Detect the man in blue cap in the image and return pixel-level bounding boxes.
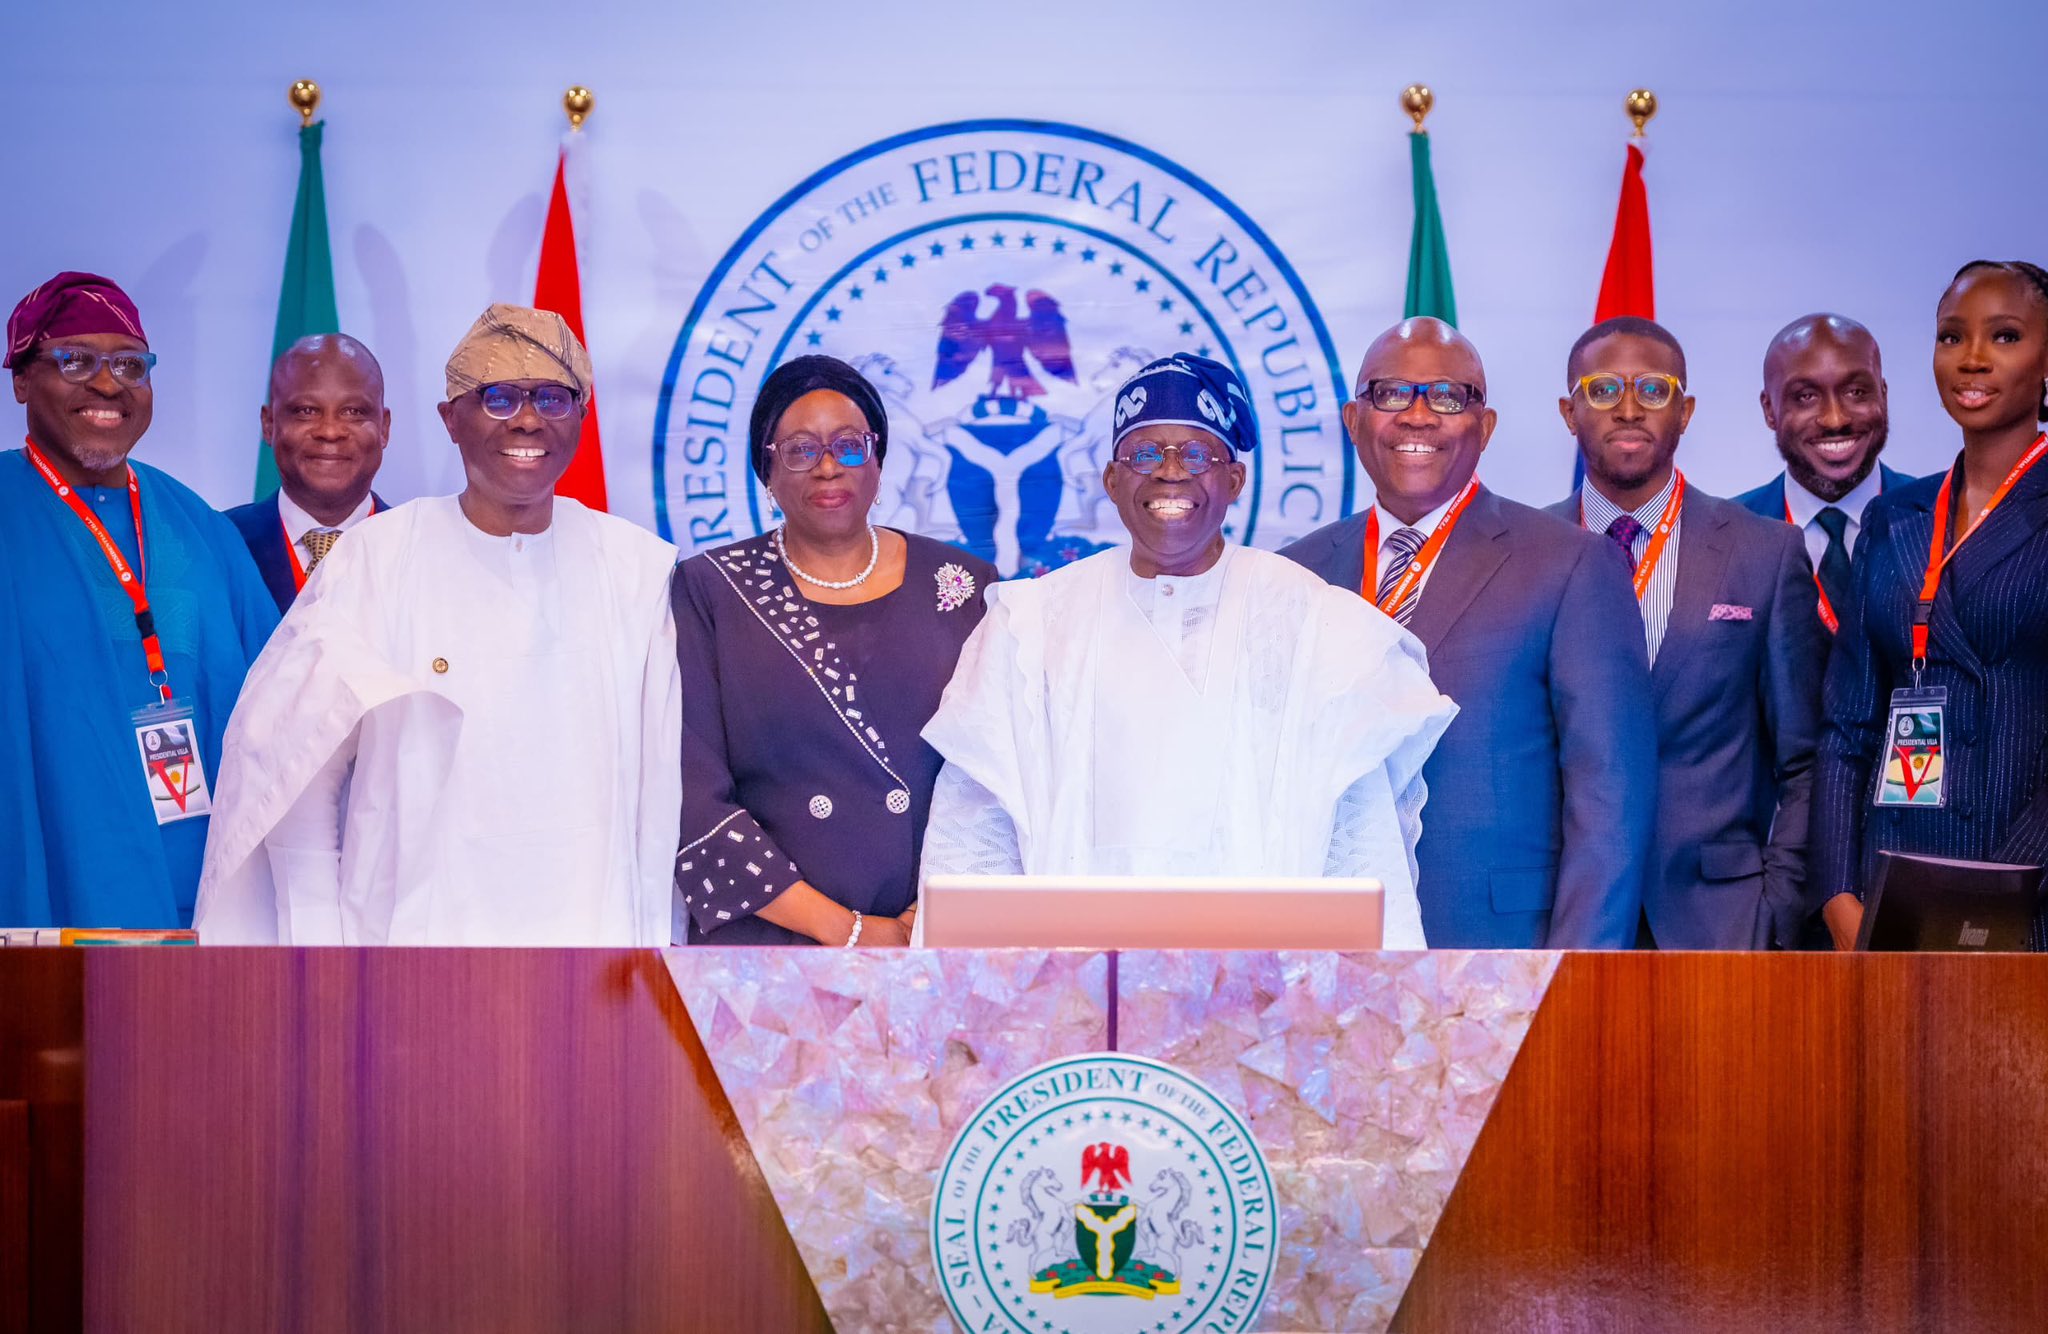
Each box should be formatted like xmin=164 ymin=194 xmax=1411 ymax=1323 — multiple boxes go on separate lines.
xmin=917 ymin=354 xmax=1457 ymax=946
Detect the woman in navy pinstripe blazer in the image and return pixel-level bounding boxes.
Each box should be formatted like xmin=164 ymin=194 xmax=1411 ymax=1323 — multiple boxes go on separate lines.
xmin=1813 ymin=260 xmax=2048 ymax=949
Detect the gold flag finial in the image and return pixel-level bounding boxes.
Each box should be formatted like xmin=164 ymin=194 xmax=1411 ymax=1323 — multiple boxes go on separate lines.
xmin=1625 ymin=88 xmax=1658 ymax=138
xmin=289 ymin=80 xmax=322 ymax=128
xmin=1401 ymin=84 xmax=1434 ymax=132
xmin=564 ymin=86 xmax=594 ymax=131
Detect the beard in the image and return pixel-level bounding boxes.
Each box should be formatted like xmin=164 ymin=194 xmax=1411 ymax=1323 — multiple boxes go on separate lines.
xmin=1778 ymin=421 xmax=1889 ymax=503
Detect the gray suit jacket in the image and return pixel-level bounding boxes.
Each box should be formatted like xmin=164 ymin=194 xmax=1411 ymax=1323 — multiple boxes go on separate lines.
xmin=1281 ymin=487 xmax=1656 ymax=948
xmin=1546 ymin=485 xmax=1827 ymax=947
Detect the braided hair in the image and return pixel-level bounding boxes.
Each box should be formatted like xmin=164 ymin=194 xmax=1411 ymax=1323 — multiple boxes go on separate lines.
xmin=1951 ymin=259 xmax=2048 ymax=422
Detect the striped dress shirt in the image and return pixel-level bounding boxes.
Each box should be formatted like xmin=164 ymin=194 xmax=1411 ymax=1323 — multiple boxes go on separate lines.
xmin=1579 ymin=470 xmax=1683 ymax=665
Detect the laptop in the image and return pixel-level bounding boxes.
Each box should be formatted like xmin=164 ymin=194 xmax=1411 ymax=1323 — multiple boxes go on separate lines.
xmin=917 ymin=875 xmax=1383 ymax=950
xmin=1854 ymin=851 xmax=2045 ymax=952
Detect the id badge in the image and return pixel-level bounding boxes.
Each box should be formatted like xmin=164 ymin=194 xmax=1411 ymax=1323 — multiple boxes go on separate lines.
xmin=1875 ymin=687 xmax=1947 ymax=808
xmin=131 ymin=699 xmax=212 ymax=824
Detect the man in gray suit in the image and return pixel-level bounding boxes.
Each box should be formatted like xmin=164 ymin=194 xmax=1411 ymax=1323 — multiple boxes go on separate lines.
xmin=1281 ymin=317 xmax=1655 ymax=948
xmin=1548 ymin=316 xmax=1828 ymax=949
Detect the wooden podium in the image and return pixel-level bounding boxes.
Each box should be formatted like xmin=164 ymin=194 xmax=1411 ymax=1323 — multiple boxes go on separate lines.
xmin=4 ymin=949 xmax=2047 ymax=1333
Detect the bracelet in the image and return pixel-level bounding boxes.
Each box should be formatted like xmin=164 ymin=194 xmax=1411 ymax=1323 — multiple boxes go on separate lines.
xmin=844 ymin=910 xmax=864 ymax=948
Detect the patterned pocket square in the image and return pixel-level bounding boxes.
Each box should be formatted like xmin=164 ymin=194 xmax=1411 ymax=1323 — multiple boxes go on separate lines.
xmin=1709 ymin=603 xmax=1754 ymax=622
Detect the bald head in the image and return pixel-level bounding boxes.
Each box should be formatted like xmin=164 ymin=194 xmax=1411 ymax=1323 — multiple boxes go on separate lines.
xmin=1759 ymin=313 xmax=1889 ymax=502
xmin=1763 ymin=313 xmax=1880 ymax=386
xmin=260 ymin=332 xmax=390 ymax=526
xmin=269 ymin=333 xmax=384 ymax=406
xmin=1357 ymin=316 xmax=1487 ymax=396
xmin=1344 ymin=317 xmax=1496 ymax=524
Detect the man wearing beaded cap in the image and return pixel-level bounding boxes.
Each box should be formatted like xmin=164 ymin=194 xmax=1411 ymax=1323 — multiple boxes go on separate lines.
xmin=195 ymin=304 xmax=682 ymax=945
xmin=917 ymin=354 xmax=1456 ymax=947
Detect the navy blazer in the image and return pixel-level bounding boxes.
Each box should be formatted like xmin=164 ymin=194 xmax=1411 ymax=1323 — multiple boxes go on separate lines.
xmin=1811 ymin=452 xmax=2048 ymax=947
xmin=1732 ymin=463 xmax=1919 ymax=528
xmin=224 ymin=491 xmax=385 ymax=615
xmin=1281 ymin=487 xmax=1657 ymax=948
xmin=1547 ymin=486 xmax=1828 ymax=948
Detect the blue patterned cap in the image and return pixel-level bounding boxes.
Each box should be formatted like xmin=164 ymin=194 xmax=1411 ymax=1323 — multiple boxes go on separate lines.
xmin=1109 ymin=353 xmax=1257 ymax=456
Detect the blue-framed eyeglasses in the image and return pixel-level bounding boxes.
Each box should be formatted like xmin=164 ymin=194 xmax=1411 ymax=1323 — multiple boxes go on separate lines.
xmin=43 ymin=346 xmax=157 ymax=389
xmin=768 ymin=430 xmax=877 ymax=472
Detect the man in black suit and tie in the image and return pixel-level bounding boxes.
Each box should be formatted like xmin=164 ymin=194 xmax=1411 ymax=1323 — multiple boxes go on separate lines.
xmin=1282 ymin=317 xmax=1655 ymax=948
xmin=1734 ymin=314 xmax=1917 ymax=633
xmin=1549 ymin=316 xmax=1829 ymax=948
xmin=225 ymin=334 xmax=389 ymax=614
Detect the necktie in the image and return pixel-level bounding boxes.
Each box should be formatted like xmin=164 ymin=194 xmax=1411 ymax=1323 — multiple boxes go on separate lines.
xmin=1605 ymin=514 xmax=1646 ymax=575
xmin=1376 ymin=526 xmax=1427 ymax=626
xmin=302 ymin=527 xmax=342 ymax=572
xmin=1813 ymin=506 xmax=1853 ymax=619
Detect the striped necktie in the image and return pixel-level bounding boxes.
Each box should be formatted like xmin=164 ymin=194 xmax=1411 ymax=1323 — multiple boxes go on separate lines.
xmin=1376 ymin=526 xmax=1427 ymax=626
xmin=302 ymin=527 xmax=342 ymax=571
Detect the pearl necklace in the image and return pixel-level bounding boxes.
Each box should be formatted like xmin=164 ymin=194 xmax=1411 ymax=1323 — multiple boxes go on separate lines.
xmin=776 ymin=523 xmax=879 ymax=590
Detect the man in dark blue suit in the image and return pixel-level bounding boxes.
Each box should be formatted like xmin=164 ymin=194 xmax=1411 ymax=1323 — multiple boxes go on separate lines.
xmin=1734 ymin=314 xmax=1917 ymax=632
xmin=1282 ymin=317 xmax=1655 ymax=948
xmin=1549 ymin=317 xmax=1828 ymax=948
xmin=225 ymin=334 xmax=389 ymax=614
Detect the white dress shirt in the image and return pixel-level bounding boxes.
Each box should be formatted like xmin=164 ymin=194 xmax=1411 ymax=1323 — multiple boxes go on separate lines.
xmin=275 ymin=487 xmax=376 ymax=568
xmin=1784 ymin=467 xmax=1885 ymax=569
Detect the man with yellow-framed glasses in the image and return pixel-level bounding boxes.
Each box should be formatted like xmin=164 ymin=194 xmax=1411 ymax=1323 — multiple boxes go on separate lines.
xmin=1549 ymin=315 xmax=1827 ymax=951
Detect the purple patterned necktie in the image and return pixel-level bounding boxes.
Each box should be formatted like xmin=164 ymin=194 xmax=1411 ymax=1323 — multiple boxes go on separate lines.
xmin=1605 ymin=514 xmax=1645 ymax=575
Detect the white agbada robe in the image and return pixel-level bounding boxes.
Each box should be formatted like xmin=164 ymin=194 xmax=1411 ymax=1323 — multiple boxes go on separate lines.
xmin=916 ymin=544 xmax=1456 ymax=947
xmin=194 ymin=495 xmax=682 ymax=945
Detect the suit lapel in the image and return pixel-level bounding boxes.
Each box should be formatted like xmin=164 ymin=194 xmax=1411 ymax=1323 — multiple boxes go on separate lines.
xmin=1653 ymin=490 xmax=1730 ymax=698
xmin=1950 ymin=464 xmax=2048 ymax=598
xmin=1407 ymin=487 xmax=1511 ymax=658
xmin=253 ymin=493 xmax=297 ymax=611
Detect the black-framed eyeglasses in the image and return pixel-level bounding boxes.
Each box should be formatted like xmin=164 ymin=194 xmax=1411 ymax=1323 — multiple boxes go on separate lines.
xmin=43 ymin=346 xmax=157 ymax=389
xmin=1358 ymin=378 xmax=1484 ymax=415
xmin=1116 ymin=439 xmax=1232 ymax=476
xmin=1573 ymin=372 xmax=1685 ymax=412
xmin=768 ymin=430 xmax=877 ymax=472
xmin=478 ymin=382 xmax=579 ymax=420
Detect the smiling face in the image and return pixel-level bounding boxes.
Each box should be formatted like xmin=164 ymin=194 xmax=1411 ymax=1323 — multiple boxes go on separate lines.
xmin=1933 ymin=267 xmax=2048 ymax=438
xmin=1103 ymin=422 xmax=1245 ymax=576
xmin=1761 ymin=319 xmax=1890 ymax=502
xmin=763 ymin=389 xmax=884 ymax=547
xmin=11 ymin=331 xmax=153 ymax=483
xmin=437 ymin=379 xmax=582 ymax=518
xmin=1345 ymin=318 xmax=1496 ymax=524
xmin=262 ymin=338 xmax=389 ymax=521
xmin=1560 ymin=331 xmax=1696 ymax=508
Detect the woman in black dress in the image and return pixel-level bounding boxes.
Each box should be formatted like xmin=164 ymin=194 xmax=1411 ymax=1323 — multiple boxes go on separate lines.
xmin=1812 ymin=260 xmax=2048 ymax=948
xmin=673 ymin=356 xmax=997 ymax=944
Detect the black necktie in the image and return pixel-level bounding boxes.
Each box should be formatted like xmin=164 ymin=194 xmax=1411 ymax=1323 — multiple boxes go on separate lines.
xmin=1814 ymin=506 xmax=1853 ymax=618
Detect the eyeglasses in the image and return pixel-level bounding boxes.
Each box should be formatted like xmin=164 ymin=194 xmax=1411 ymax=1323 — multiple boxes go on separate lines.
xmin=1358 ymin=379 xmax=1484 ymax=415
xmin=1573 ymin=373 xmax=1685 ymax=411
xmin=478 ymin=382 xmax=579 ymax=420
xmin=43 ymin=347 xmax=157 ymax=389
xmin=1115 ymin=439 xmax=1231 ymax=476
xmin=768 ymin=430 xmax=877 ymax=472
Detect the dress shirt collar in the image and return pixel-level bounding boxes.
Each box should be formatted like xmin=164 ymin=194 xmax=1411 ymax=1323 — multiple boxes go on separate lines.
xmin=277 ymin=486 xmax=375 ymax=548
xmin=1370 ymin=489 xmax=1461 ymax=551
xmin=1785 ymin=465 xmax=1884 ymax=530
xmin=1580 ymin=467 xmax=1680 ymax=536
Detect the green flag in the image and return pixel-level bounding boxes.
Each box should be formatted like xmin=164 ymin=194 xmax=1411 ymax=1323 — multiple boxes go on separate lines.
xmin=1402 ymin=131 xmax=1457 ymax=326
xmin=255 ymin=121 xmax=340 ymax=499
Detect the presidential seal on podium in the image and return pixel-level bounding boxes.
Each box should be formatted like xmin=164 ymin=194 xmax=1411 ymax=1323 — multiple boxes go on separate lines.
xmin=932 ymin=1053 xmax=1277 ymax=1333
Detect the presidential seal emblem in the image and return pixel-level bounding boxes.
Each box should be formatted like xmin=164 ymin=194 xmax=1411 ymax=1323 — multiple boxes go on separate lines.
xmin=932 ymin=1053 xmax=1277 ymax=1334
xmin=656 ymin=119 xmax=1351 ymax=575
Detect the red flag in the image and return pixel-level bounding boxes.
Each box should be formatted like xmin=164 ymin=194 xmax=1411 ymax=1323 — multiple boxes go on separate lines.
xmin=534 ymin=138 xmax=608 ymax=510
xmin=1594 ymin=141 xmax=1654 ymax=320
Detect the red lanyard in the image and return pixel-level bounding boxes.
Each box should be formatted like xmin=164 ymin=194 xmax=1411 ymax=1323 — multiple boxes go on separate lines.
xmin=1913 ymin=433 xmax=2048 ymax=670
xmin=1582 ymin=471 xmax=1686 ymax=601
xmin=1361 ymin=479 xmax=1480 ymax=612
xmin=1785 ymin=495 xmax=1842 ymax=634
xmin=25 ymin=437 xmax=171 ymax=703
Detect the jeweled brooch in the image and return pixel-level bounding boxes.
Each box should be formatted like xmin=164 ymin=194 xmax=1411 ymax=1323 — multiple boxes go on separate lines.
xmin=935 ymin=562 xmax=976 ymax=612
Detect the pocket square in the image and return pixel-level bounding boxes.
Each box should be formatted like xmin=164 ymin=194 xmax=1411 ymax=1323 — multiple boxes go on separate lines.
xmin=1709 ymin=603 xmax=1754 ymax=622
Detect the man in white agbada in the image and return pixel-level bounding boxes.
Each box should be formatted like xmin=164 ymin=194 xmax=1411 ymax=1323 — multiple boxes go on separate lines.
xmin=916 ymin=354 xmax=1456 ymax=947
xmin=194 ymin=306 xmax=680 ymax=944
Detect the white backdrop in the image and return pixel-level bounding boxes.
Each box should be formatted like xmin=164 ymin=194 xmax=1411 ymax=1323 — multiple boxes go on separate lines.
xmin=6 ymin=0 xmax=2044 ymax=544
